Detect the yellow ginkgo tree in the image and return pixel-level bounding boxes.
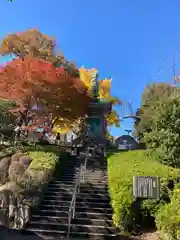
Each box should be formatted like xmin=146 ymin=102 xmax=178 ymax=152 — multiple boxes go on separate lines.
xmin=52 ymin=67 xmax=121 ymax=135
xmin=79 ymin=67 xmax=121 ymax=128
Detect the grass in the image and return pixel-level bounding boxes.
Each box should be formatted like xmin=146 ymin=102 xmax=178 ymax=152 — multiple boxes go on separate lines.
xmin=108 ymin=150 xmax=180 ymax=179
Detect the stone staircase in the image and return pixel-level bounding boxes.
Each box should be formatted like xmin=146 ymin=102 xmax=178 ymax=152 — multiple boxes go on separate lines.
xmin=25 ymin=155 xmax=119 ymax=239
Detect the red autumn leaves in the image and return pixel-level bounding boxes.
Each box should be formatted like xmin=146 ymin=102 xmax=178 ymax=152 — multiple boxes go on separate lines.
xmin=0 ymin=57 xmax=91 ymax=119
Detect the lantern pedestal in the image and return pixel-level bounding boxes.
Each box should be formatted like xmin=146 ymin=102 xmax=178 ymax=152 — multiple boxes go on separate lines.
xmin=86 ymin=101 xmax=112 ymax=143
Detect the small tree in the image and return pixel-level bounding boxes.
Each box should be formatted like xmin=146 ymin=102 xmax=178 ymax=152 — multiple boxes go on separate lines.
xmin=144 ymin=89 xmax=180 ymax=168
xmin=133 ymin=83 xmax=175 ymax=142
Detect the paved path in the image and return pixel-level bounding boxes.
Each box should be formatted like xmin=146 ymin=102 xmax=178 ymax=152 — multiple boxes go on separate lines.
xmin=0 ymin=227 xmax=61 ymax=240
xmin=1 ymin=227 xmax=159 ymax=240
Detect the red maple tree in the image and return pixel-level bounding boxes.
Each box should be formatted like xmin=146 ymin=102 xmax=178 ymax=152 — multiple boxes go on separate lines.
xmin=0 ymin=57 xmax=91 ymax=123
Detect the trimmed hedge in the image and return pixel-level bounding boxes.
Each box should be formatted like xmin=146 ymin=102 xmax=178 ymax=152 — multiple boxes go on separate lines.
xmin=155 ymin=184 xmax=180 ymax=240
xmin=0 ymin=145 xmax=67 ymax=208
xmin=16 ymin=150 xmax=59 ymax=207
xmin=108 ymin=150 xmax=180 ymax=234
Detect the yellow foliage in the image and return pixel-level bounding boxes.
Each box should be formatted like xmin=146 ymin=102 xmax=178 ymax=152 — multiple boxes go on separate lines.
xmin=52 ymin=117 xmax=72 ymax=134
xmin=107 ymin=110 xmax=120 ymax=127
xmin=79 ymin=67 xmax=120 ymax=128
xmin=79 ymin=67 xmax=96 ymax=89
xmin=79 ymin=67 xmax=112 ymax=100
xmin=52 ymin=125 xmax=69 ymax=134
xmin=52 ymin=67 xmax=121 ymax=134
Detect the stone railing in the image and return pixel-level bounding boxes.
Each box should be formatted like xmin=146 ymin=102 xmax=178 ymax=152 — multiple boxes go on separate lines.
xmin=0 ymin=190 xmax=30 ymax=229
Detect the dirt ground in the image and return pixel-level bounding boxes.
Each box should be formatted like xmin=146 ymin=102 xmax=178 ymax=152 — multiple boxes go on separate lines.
xmin=131 ymin=231 xmax=160 ymax=240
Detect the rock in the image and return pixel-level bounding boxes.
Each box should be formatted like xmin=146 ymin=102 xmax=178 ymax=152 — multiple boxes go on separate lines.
xmin=0 ymin=157 xmax=11 ymax=184
xmin=0 ymin=157 xmax=11 ymax=169
xmin=11 ymin=153 xmax=24 ymax=164
xmin=13 ymin=204 xmax=30 ymax=229
xmin=0 ymin=208 xmax=9 ymax=226
xmin=0 ymin=182 xmax=18 ymax=192
xmin=19 ymin=156 xmax=32 ymax=167
xmin=8 ymin=162 xmax=28 ymax=184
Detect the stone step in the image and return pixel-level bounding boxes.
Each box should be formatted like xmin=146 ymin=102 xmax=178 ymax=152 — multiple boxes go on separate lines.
xmin=79 ymin=183 xmax=108 ymax=189
xmin=50 ymin=180 xmax=76 ymax=184
xmin=82 ymin=181 xmax=107 ymax=185
xmin=37 ymin=210 xmax=113 ymax=219
xmin=39 ymin=205 xmax=112 ymax=214
xmin=46 ymin=187 xmax=73 ymax=193
xmin=61 ymin=172 xmax=79 ymax=176
xmin=50 ymin=181 xmax=108 ymax=187
xmin=32 ymin=213 xmax=113 ymax=221
xmin=83 ymin=175 xmax=107 ymax=178
xmin=61 ymin=176 xmax=108 ymax=180
xmin=27 ymin=221 xmax=118 ymax=235
xmin=25 ymin=228 xmax=67 ymax=239
xmin=84 ymin=173 xmax=107 ymax=176
xmin=83 ymin=179 xmax=107 ymax=182
xmin=31 ymin=215 xmax=114 ymax=227
xmin=85 ymin=167 xmax=107 ymax=169
xmin=83 ymin=175 xmax=108 ymax=178
xmin=62 ymin=164 xmax=80 ymax=167
xmin=56 ymin=177 xmax=77 ymax=181
xmin=49 ymin=181 xmax=74 ymax=185
xmin=61 ymin=168 xmax=80 ymax=172
xmin=42 ymin=199 xmax=111 ymax=208
xmin=60 ymin=173 xmax=79 ymax=176
xmin=45 ymin=191 xmax=109 ymax=198
xmin=85 ymin=166 xmax=107 ymax=169
xmin=43 ymin=194 xmax=110 ymax=203
xmin=47 ymin=186 xmax=108 ymax=194
xmin=47 ymin=187 xmax=108 ymax=193
xmin=25 ymin=228 xmax=118 ymax=239
xmin=83 ymin=170 xmax=107 ymax=173
xmin=56 ymin=176 xmax=107 ymax=180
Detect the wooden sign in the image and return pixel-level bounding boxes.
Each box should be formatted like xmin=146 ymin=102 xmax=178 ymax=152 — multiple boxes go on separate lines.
xmin=133 ymin=176 xmax=160 ymax=200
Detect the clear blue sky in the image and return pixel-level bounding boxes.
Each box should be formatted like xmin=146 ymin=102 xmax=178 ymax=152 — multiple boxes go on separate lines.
xmin=1 ymin=0 xmax=180 ymax=136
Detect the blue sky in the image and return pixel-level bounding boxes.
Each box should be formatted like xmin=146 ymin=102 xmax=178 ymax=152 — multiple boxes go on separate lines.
xmin=1 ymin=0 xmax=180 ymax=136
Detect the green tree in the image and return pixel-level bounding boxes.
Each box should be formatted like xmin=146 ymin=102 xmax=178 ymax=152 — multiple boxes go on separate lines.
xmin=144 ymin=89 xmax=180 ymax=167
xmin=133 ymin=83 xmax=175 ymax=142
xmin=0 ymin=99 xmax=17 ymax=138
xmin=0 ymin=28 xmax=78 ymax=76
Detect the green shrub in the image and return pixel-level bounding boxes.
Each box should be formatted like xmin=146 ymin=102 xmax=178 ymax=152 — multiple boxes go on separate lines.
xmin=155 ymin=185 xmax=180 ymax=240
xmin=0 ymin=147 xmax=61 ymax=208
xmin=0 ymin=146 xmax=70 ymax=211
xmin=16 ymin=150 xmax=59 ymax=207
xmin=27 ymin=151 xmax=57 ymax=170
xmin=108 ymin=150 xmax=180 ymax=233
